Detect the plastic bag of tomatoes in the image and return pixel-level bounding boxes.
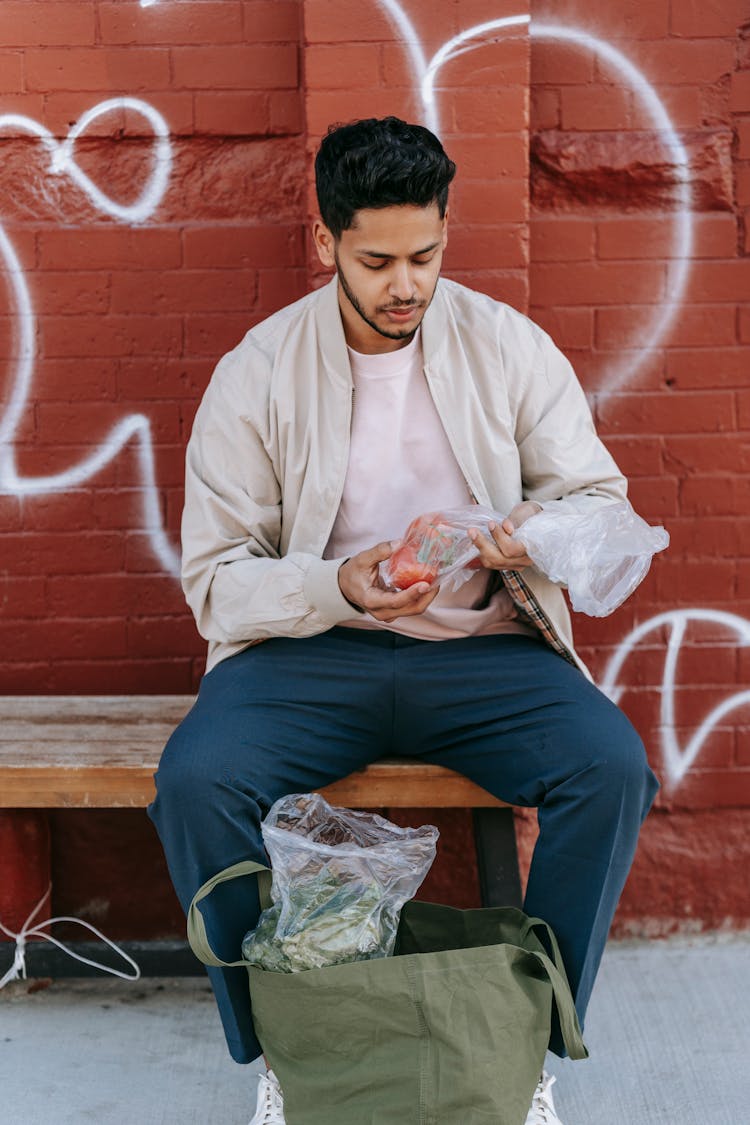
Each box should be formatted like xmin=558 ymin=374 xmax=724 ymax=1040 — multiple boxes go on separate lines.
xmin=378 ymin=507 xmax=501 ymax=593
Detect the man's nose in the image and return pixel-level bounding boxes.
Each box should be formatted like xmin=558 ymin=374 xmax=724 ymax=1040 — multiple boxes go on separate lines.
xmin=388 ymin=263 xmax=415 ymax=302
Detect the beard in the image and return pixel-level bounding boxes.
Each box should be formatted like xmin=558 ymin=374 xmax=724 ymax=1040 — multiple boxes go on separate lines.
xmin=334 ymin=250 xmax=433 ymax=342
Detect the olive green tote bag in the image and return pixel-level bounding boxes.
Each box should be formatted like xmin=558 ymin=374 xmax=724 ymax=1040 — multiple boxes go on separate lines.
xmin=188 ymin=860 xmax=587 ymax=1125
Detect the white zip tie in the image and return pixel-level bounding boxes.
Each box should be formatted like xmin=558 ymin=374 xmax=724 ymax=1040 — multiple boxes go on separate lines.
xmin=0 ymin=884 xmax=141 ymax=989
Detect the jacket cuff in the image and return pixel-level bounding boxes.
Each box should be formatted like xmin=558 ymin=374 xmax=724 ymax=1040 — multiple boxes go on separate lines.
xmin=303 ymin=556 xmax=361 ymax=623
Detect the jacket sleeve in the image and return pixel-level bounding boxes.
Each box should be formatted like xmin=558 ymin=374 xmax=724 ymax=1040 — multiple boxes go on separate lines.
xmin=180 ymin=349 xmax=354 ymax=645
xmin=514 ymin=327 xmax=627 ymax=516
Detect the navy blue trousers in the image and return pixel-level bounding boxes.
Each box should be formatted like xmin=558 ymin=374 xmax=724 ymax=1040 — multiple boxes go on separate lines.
xmin=148 ymin=628 xmax=658 ymax=1064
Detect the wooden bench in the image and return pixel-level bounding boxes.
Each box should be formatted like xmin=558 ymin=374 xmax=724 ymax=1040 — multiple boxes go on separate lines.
xmin=0 ymin=695 xmax=521 ymax=973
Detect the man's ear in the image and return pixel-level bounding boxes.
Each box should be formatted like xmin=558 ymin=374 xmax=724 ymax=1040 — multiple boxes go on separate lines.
xmin=312 ymin=219 xmax=336 ymax=269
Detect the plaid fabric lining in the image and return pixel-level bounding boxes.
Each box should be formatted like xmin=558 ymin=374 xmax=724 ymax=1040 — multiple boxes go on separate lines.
xmin=501 ymin=570 xmax=578 ymax=667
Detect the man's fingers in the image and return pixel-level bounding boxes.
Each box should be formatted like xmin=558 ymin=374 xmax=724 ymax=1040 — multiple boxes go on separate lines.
xmin=365 ymin=580 xmax=434 ymax=613
xmin=370 ymin=582 xmax=440 ymax=621
xmin=359 ymin=539 xmax=401 ymax=567
xmin=469 ymin=525 xmax=532 ymax=569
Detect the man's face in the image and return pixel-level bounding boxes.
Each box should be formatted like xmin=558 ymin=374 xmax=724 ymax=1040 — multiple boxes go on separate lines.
xmin=313 ymin=203 xmax=448 ymax=353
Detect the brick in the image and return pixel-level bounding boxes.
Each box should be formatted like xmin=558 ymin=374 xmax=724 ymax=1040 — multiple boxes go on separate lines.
xmin=42 ymin=658 xmax=195 ymax=694
xmin=601 ymin=435 xmax=663 ymax=476
xmin=269 ymin=90 xmax=303 ymax=134
xmin=664 ymin=434 xmax=750 ymax=474
xmin=33 ymin=272 xmax=110 ymax=316
xmin=182 ymin=224 xmax=303 ymax=268
xmin=597 ymin=391 xmax=735 ymax=434
xmin=116 ymin=358 xmax=209 ymax=401
xmin=655 ymin=559 xmax=736 ymax=603
xmin=735 ymin=163 xmax=750 ymax=206
xmin=665 ymin=517 xmax=739 ymax=558
xmin=438 ymin=269 xmax=528 ymax=312
xmin=0 ymin=496 xmax=22 ymax=532
xmin=596 ymin=305 xmax=738 ymax=349
xmin=38 ymin=229 xmax=181 ymax=270
xmin=434 ymin=134 xmax=528 ymax=181
xmin=738 ymin=390 xmax=750 ymax=430
xmin=0 ymin=575 xmax=46 ymax=615
xmin=304 ymin=0 xmax=393 ymax=42
xmin=738 ymin=119 xmax=750 ymax=162
xmin=35 ymin=402 xmax=181 ymax=445
xmin=560 ymin=85 xmax=633 ymax=131
xmin=4 ymin=617 xmax=129 ymax=662
xmin=626 ymin=476 xmax=679 ymax=517
xmin=673 ymin=260 xmax=750 ymax=303
xmin=530 ymin=217 xmax=595 ymax=262
xmin=0 ymin=2 xmax=95 ymax=45
xmin=737 ymin=561 xmax=750 ymax=599
xmin=305 ymin=90 xmax=422 ymax=137
xmin=32 ymin=358 xmax=116 ymax=402
xmin=194 ymin=92 xmax=269 ymax=135
xmin=184 ymin=313 xmax=253 ymax=357
xmin=0 ymin=812 xmax=50 ymax=933
xmin=527 ymin=306 xmax=593 ymax=349
xmin=115 ymin=445 xmax=187 ymax=489
xmin=531 ymin=261 xmax=665 ymax=306
xmin=666 ymin=770 xmax=750 ymax=811
xmin=306 ymin=44 xmax=381 ymax=89
xmin=446 ymin=225 xmax=526 ymax=270
xmin=653 ymin=85 xmax=704 ymax=129
xmin=680 ymin=476 xmax=749 ymax=516
xmin=381 ymin=36 xmax=529 ymax=89
xmin=0 ymin=94 xmax=44 ymax=124
xmin=99 ymin=2 xmax=243 ymax=45
xmin=127 ymin=616 xmax=203 ymax=657
xmin=0 ymin=52 xmax=24 ymax=93
xmin=25 ymin=49 xmax=170 ymax=93
xmin=256 ymin=267 xmax=307 ymax=314
xmin=671 ymin=0 xmax=750 ymax=37
xmin=530 ymin=87 xmax=559 ymax=131
xmin=46 ymin=573 xmax=184 ymax=617
xmin=597 ymin=215 xmax=738 ymax=261
xmin=110 ymin=268 xmax=257 ymax=315
xmin=450 ymin=178 xmax=528 ymax=224
xmin=171 ymin=45 xmax=298 ymax=90
xmin=448 ymin=87 xmax=528 ymax=134
xmin=531 ymin=40 xmax=595 ymax=85
xmin=42 ymin=91 xmax=194 ymax=137
xmin=243 ymin=1 xmax=300 ymax=41
xmin=0 ymin=532 xmax=124 ymax=574
xmin=739 ymin=307 xmax=750 ymax=344
xmin=531 ymin=0 xmax=669 ymax=38
xmin=730 ymin=71 xmax=750 ymax=113
xmin=631 ymin=40 xmax=735 ymax=85
xmin=21 ymin=491 xmax=94 ymax=532
xmin=39 ymin=316 xmax=182 ymax=360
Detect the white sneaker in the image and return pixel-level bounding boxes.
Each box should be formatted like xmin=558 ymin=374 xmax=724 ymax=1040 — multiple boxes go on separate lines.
xmin=524 ymin=1071 xmax=563 ymax=1125
xmin=248 ymin=1067 xmax=286 ymax=1125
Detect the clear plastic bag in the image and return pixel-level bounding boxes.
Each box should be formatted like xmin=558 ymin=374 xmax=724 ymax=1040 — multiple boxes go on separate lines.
xmin=513 ymin=500 xmax=669 ymax=617
xmin=241 ymin=793 xmax=439 ymax=973
xmin=378 ymin=507 xmax=499 ymax=592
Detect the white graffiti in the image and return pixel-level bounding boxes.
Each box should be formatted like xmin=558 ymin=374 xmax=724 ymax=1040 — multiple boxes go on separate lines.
xmin=377 ymin=3 xmax=693 ymax=399
xmin=600 ymin=610 xmax=750 ymax=788
xmin=0 ymin=98 xmax=178 ymax=575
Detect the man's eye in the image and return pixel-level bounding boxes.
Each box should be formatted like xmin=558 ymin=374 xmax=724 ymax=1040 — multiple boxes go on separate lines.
xmin=363 ymin=262 xmax=386 ymax=270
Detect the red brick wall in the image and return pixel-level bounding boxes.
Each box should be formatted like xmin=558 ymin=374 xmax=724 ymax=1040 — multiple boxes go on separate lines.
xmin=1 ymin=0 xmax=749 ymax=942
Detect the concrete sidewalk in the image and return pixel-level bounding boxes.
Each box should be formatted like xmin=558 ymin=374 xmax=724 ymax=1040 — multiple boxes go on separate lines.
xmin=1 ymin=934 xmax=748 ymax=1124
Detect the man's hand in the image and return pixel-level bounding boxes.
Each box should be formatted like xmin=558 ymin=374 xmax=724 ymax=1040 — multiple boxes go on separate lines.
xmin=338 ymin=541 xmax=440 ymax=623
xmin=467 ymin=501 xmax=542 ymax=571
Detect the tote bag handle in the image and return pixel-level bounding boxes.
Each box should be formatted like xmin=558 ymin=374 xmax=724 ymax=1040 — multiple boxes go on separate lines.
xmin=518 ymin=914 xmax=588 ymax=1059
xmin=187 ymin=859 xmax=272 ymax=968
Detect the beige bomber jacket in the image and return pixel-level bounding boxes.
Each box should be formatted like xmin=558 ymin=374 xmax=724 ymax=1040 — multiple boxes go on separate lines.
xmin=182 ymin=274 xmax=627 ymax=677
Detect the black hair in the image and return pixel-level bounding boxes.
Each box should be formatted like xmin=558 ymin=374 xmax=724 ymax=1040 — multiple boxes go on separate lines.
xmin=315 ymin=116 xmax=456 ymax=238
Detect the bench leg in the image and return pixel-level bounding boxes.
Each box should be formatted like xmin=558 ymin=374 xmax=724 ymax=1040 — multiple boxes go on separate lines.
xmin=472 ymin=807 xmax=522 ymax=908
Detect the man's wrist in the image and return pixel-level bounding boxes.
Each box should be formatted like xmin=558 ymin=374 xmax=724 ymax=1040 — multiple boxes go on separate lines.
xmin=338 ymin=560 xmax=365 ymax=614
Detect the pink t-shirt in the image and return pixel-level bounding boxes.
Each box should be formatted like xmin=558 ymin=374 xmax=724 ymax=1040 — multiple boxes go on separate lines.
xmin=323 ymin=328 xmax=533 ymax=641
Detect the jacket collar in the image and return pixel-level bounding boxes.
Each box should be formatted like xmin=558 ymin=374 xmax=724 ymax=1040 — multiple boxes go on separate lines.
xmin=315 ymin=273 xmax=450 ymax=381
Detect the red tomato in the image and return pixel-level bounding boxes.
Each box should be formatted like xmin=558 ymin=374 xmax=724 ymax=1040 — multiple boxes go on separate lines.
xmin=387 ymin=544 xmax=439 ymax=590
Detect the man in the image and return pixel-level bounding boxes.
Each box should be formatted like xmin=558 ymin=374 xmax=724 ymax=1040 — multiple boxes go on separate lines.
xmin=149 ymin=116 xmax=659 ymax=1125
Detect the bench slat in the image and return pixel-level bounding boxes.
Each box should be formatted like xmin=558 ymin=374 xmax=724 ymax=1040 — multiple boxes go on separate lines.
xmin=0 ymin=696 xmax=507 ymax=811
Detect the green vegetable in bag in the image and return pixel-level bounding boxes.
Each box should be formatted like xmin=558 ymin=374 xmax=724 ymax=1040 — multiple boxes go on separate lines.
xmin=241 ymin=793 xmax=439 ymax=973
